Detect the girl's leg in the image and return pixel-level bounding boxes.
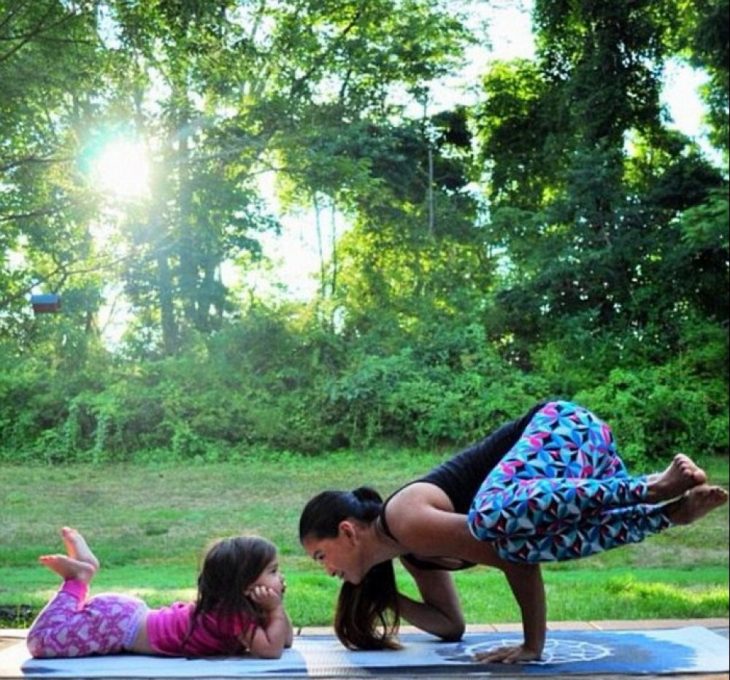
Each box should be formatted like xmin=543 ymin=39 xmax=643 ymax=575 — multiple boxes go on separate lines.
xmin=27 ymin=579 xmax=89 ymax=658
xmin=27 ymin=582 xmax=147 ymax=658
xmin=27 ymin=528 xmax=147 ymax=658
xmin=469 ymin=401 xmax=649 ymax=541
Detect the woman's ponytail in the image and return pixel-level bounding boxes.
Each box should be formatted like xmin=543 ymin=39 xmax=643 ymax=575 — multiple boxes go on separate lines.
xmin=299 ymin=487 xmax=401 ymax=650
xmin=335 ymin=559 xmax=401 ymax=650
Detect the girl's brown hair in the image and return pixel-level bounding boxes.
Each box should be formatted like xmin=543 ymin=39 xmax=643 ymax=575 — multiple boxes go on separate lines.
xmin=299 ymin=487 xmax=401 ymax=650
xmin=186 ymin=535 xmax=277 ymax=653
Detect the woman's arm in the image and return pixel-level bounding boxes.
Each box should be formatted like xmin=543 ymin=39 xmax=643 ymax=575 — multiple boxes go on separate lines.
xmin=474 ymin=562 xmax=545 ymax=663
xmin=387 ymin=483 xmax=547 ymax=661
xmin=397 ymin=560 xmax=465 ymax=641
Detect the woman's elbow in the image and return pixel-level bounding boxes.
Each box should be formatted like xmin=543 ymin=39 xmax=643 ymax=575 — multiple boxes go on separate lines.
xmin=439 ymin=616 xmax=466 ymax=642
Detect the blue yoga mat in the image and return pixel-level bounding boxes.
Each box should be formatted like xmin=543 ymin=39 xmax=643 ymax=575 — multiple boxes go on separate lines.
xmin=1 ymin=626 xmax=727 ymax=677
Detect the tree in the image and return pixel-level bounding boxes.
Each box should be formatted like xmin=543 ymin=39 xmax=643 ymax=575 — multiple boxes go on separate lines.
xmin=681 ymin=0 xmax=729 ymax=156
xmin=472 ymin=0 xmax=728 ymax=370
xmin=0 ymin=1 xmax=107 ymax=346
xmin=95 ymin=0 xmax=474 ymax=355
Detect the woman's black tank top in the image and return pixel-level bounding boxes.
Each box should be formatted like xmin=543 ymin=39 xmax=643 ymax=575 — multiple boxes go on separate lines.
xmin=380 ymin=402 xmax=546 ymax=571
xmin=418 ymin=401 xmax=546 ymax=514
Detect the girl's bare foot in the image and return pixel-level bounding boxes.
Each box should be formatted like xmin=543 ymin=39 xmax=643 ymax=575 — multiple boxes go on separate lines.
xmin=665 ymin=485 xmax=728 ymax=525
xmin=60 ymin=527 xmax=100 ymax=571
xmin=39 ymin=554 xmax=96 ymax=583
xmin=646 ymin=454 xmax=707 ymax=503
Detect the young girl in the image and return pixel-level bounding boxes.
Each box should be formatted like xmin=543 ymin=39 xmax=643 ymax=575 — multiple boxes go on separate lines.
xmin=27 ymin=528 xmax=293 ymax=659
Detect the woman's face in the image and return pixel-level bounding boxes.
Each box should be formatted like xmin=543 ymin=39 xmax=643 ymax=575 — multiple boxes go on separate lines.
xmin=302 ymin=522 xmax=366 ymax=585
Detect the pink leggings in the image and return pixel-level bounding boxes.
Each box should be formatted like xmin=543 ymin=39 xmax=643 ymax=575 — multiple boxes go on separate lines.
xmin=26 ymin=580 xmax=147 ymax=658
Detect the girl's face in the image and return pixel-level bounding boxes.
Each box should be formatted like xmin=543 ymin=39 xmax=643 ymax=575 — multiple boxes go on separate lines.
xmin=251 ymin=557 xmax=286 ymax=596
xmin=302 ymin=522 xmax=365 ymax=585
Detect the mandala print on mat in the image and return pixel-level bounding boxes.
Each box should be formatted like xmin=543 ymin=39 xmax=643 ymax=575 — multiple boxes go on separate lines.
xmin=440 ymin=637 xmax=612 ymax=664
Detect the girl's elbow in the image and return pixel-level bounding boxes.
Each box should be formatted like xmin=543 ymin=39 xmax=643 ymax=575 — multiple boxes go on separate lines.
xmin=248 ymin=636 xmax=286 ymax=659
xmin=251 ymin=645 xmax=285 ymax=660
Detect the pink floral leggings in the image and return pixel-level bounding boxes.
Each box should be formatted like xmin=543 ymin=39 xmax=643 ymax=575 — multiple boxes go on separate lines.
xmin=26 ymin=579 xmax=147 ymax=658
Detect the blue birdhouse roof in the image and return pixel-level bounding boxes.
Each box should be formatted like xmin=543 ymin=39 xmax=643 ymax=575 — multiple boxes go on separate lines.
xmin=31 ymin=294 xmax=61 ymax=304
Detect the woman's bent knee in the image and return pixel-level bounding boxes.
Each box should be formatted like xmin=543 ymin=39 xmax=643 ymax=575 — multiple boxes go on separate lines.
xmin=467 ymin=508 xmax=503 ymax=541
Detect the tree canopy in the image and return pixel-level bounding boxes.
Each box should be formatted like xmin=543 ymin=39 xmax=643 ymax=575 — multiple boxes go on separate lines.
xmin=1 ymin=0 xmax=727 ymax=465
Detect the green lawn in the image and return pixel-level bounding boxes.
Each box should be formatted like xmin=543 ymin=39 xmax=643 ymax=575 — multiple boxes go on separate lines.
xmin=1 ymin=450 xmax=728 ymax=628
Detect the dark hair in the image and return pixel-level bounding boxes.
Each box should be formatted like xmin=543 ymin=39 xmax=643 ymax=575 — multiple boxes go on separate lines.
xmin=299 ymin=487 xmax=401 ymax=650
xmin=186 ymin=536 xmax=277 ymax=653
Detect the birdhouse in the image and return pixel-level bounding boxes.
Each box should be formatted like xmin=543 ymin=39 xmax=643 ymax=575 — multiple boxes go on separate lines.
xmin=31 ymin=293 xmax=62 ymax=313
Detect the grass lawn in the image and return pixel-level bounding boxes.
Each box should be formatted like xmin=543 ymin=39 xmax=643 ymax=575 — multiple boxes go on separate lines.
xmin=1 ymin=450 xmax=728 ymax=628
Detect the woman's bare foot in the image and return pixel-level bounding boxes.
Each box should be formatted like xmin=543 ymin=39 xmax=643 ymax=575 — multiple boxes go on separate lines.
xmin=646 ymin=454 xmax=707 ymax=503
xmin=664 ymin=485 xmax=728 ymax=525
xmin=39 ymin=554 xmax=96 ymax=583
xmin=60 ymin=527 xmax=100 ymax=571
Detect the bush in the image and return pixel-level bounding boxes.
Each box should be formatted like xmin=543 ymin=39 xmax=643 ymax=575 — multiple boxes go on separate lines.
xmin=575 ymin=363 xmax=728 ymax=469
xmin=0 ymin=306 xmax=725 ymax=464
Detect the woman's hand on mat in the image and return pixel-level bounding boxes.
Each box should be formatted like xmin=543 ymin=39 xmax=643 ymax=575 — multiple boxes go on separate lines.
xmin=248 ymin=585 xmax=282 ymax=611
xmin=473 ymin=643 xmax=542 ymax=664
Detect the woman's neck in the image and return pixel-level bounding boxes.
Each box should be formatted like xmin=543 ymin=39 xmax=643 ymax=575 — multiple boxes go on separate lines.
xmin=363 ymin=516 xmax=407 ymax=567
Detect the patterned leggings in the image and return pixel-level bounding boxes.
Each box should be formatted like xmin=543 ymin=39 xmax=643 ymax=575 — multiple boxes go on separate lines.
xmin=26 ymin=579 xmax=147 ymax=658
xmin=467 ymin=401 xmax=673 ymax=563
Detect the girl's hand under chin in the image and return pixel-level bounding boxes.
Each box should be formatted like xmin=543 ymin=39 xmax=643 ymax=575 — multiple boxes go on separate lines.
xmin=247 ymin=585 xmax=282 ymax=612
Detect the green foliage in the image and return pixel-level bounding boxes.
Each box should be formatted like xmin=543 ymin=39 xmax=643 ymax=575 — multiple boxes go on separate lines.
xmin=0 ymin=1 xmax=727 ymax=464
xmin=1 ymin=297 xmax=726 ymax=463
xmin=683 ymin=0 xmax=730 ymax=153
xmin=0 ymin=1 xmax=104 ymax=337
xmin=328 ymin=323 xmax=551 ymax=447
xmin=572 ymin=325 xmax=728 ymax=468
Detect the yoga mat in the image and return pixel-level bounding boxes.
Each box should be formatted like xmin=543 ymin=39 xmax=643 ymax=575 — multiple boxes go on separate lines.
xmin=1 ymin=626 xmax=727 ymax=678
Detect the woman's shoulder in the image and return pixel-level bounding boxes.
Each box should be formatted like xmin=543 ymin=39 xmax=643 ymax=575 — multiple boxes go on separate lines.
xmin=384 ymin=482 xmax=455 ymax=536
xmin=391 ymin=481 xmax=454 ymax=507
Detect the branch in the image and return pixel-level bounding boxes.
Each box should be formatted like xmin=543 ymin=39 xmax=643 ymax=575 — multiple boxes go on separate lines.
xmin=0 ymin=0 xmax=34 ymax=34
xmin=0 ymin=4 xmax=82 ymax=65
xmin=0 ymin=232 xmax=179 ymax=312
xmin=0 ymin=204 xmax=68 ymax=224
xmin=289 ymin=4 xmax=365 ymax=98
xmin=0 ymin=153 xmax=72 ymax=174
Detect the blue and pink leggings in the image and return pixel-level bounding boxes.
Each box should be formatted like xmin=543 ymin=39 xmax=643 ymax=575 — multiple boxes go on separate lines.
xmin=468 ymin=401 xmax=673 ymax=563
xmin=26 ymin=579 xmax=147 ymax=658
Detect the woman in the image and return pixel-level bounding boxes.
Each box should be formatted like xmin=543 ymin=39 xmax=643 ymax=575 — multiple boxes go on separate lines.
xmin=299 ymin=400 xmax=727 ymax=664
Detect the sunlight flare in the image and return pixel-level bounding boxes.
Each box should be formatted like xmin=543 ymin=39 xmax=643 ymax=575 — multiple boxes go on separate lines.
xmin=90 ymin=138 xmax=151 ymax=200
